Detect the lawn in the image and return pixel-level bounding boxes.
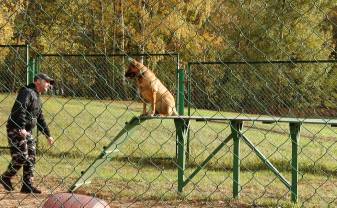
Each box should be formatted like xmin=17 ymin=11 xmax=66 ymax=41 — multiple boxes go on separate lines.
xmin=0 ymin=93 xmax=336 ymax=207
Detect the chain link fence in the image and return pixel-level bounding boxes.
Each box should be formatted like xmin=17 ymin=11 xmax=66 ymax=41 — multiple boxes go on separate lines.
xmin=37 ymin=53 xmax=178 ymax=100
xmin=0 ymin=45 xmax=29 ymax=150
xmin=187 ymin=60 xmax=337 ymax=118
xmin=0 ymin=45 xmax=28 ymax=93
xmin=0 ymin=1 xmax=337 ymax=207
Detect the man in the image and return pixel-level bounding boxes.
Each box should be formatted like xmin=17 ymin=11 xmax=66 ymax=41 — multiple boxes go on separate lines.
xmin=0 ymin=73 xmax=55 ymax=194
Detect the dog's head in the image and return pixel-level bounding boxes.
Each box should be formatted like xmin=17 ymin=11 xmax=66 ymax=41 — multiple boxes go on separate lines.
xmin=125 ymin=58 xmax=146 ymax=78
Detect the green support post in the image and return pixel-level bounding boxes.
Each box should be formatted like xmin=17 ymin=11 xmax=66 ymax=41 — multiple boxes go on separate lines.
xmin=175 ymin=118 xmax=189 ymax=193
xmin=186 ymin=64 xmax=191 ymax=161
xmin=231 ymin=120 xmax=242 ymax=198
xmin=35 ymin=56 xmax=40 ymax=75
xmin=26 ymin=44 xmax=30 ymax=85
xmin=178 ymin=68 xmax=184 ymax=115
xmin=176 ymin=68 xmax=185 ymax=160
xmin=187 ymin=64 xmax=191 ymax=118
xmin=290 ymin=122 xmax=301 ymax=203
xmin=27 ymin=59 xmax=35 ymax=84
xmin=175 ymin=55 xmax=180 ymax=109
xmin=179 ymin=68 xmax=188 ymax=161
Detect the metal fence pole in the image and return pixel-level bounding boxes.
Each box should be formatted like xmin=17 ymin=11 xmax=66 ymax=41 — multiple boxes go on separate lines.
xmin=231 ymin=120 xmax=243 ymax=198
xmin=186 ymin=64 xmax=191 ymax=161
xmin=178 ymin=68 xmax=184 ymax=115
xmin=26 ymin=44 xmax=30 ymax=85
xmin=175 ymin=118 xmax=186 ymax=193
xmin=290 ymin=122 xmax=301 ymax=203
xmin=27 ymin=58 xmax=35 ymax=84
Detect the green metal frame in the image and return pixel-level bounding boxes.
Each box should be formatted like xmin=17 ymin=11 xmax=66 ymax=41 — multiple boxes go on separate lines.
xmin=69 ymin=115 xmax=337 ymax=203
xmin=175 ymin=117 xmax=189 ymax=192
xmin=27 ymin=57 xmax=39 ymax=84
xmin=231 ymin=120 xmax=242 ymax=198
xmin=65 ymin=53 xmax=336 ymax=204
xmin=290 ymin=122 xmax=301 ymax=203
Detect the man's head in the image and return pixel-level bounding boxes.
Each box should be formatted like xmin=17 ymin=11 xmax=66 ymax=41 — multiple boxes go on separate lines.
xmin=34 ymin=73 xmax=54 ymax=94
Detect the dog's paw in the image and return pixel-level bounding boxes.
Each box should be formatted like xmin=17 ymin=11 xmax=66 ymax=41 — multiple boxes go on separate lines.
xmin=140 ymin=113 xmax=147 ymax=117
xmin=147 ymin=112 xmax=160 ymax=117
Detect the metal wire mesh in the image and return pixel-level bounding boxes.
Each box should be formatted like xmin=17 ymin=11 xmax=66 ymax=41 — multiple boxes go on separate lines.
xmin=0 ymin=45 xmax=28 ymax=93
xmin=188 ymin=61 xmax=337 ymax=118
xmin=0 ymin=45 xmax=28 ymax=150
xmin=0 ymin=1 xmax=336 ymax=208
xmin=37 ymin=54 xmax=178 ymax=99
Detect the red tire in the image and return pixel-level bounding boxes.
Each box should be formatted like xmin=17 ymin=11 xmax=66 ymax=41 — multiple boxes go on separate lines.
xmin=43 ymin=193 xmax=110 ymax=208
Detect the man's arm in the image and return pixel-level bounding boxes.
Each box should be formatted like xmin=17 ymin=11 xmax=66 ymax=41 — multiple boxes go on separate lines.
xmin=37 ymin=109 xmax=51 ymax=137
xmin=37 ymin=110 xmax=54 ymax=145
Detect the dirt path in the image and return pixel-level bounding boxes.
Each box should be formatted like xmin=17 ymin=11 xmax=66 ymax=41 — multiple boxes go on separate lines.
xmin=0 ymin=174 xmax=249 ymax=208
xmin=0 ymin=188 xmax=249 ymax=208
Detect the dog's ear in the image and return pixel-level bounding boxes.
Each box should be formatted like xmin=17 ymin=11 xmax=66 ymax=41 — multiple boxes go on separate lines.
xmin=128 ymin=57 xmax=139 ymax=67
xmin=128 ymin=57 xmax=136 ymax=64
xmin=128 ymin=58 xmax=145 ymax=70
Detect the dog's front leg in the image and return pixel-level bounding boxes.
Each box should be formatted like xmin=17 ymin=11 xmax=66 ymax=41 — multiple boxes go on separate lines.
xmin=142 ymin=102 xmax=147 ymax=115
xmin=149 ymin=91 xmax=157 ymax=116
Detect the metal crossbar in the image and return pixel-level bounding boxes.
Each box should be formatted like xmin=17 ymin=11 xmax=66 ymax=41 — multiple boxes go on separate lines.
xmin=188 ymin=59 xmax=337 ymax=65
xmin=144 ymin=115 xmax=337 ymax=125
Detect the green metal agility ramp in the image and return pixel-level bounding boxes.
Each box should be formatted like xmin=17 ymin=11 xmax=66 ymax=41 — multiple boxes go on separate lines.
xmin=68 ymin=116 xmax=146 ymax=192
xmin=69 ymin=115 xmax=337 ymax=203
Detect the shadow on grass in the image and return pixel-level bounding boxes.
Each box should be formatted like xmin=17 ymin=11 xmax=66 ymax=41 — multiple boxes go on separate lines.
xmin=113 ymin=156 xmax=337 ymax=177
xmin=1 ymin=148 xmax=335 ymax=177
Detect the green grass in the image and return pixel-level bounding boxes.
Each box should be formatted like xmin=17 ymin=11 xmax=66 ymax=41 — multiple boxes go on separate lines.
xmin=0 ymin=93 xmax=336 ymax=207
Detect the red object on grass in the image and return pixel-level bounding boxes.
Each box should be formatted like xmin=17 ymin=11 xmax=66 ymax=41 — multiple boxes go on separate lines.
xmin=43 ymin=193 xmax=110 ymax=208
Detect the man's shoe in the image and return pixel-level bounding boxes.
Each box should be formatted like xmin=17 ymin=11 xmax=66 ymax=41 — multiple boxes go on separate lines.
xmin=20 ymin=184 xmax=41 ymax=194
xmin=0 ymin=176 xmax=14 ymax=191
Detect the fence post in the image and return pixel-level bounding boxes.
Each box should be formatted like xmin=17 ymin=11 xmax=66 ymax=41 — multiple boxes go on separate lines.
xmin=290 ymin=122 xmax=301 ymax=203
xmin=178 ymin=68 xmax=190 ymax=162
xmin=178 ymin=68 xmax=184 ymax=115
xmin=176 ymin=68 xmax=185 ymax=159
xmin=175 ymin=118 xmax=187 ymax=193
xmin=26 ymin=44 xmax=30 ymax=85
xmin=27 ymin=58 xmax=35 ymax=84
xmin=231 ymin=120 xmax=243 ymax=198
xmin=176 ymin=54 xmax=180 ymax=109
xmin=35 ymin=55 xmax=40 ymax=75
xmin=186 ymin=64 xmax=191 ymax=161
xmin=187 ymin=63 xmax=191 ymax=117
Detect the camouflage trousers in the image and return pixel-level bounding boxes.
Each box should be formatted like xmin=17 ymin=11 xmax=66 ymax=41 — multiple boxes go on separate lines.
xmin=2 ymin=129 xmax=36 ymax=184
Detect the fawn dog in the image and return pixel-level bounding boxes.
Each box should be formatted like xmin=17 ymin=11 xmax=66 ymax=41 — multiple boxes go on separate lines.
xmin=125 ymin=58 xmax=177 ymax=116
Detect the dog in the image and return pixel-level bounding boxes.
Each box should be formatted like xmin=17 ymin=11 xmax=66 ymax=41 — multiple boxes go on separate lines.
xmin=125 ymin=58 xmax=178 ymax=116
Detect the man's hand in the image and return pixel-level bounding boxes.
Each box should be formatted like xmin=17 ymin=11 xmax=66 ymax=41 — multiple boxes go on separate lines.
xmin=19 ymin=129 xmax=31 ymax=137
xmin=47 ymin=137 xmax=54 ymax=146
